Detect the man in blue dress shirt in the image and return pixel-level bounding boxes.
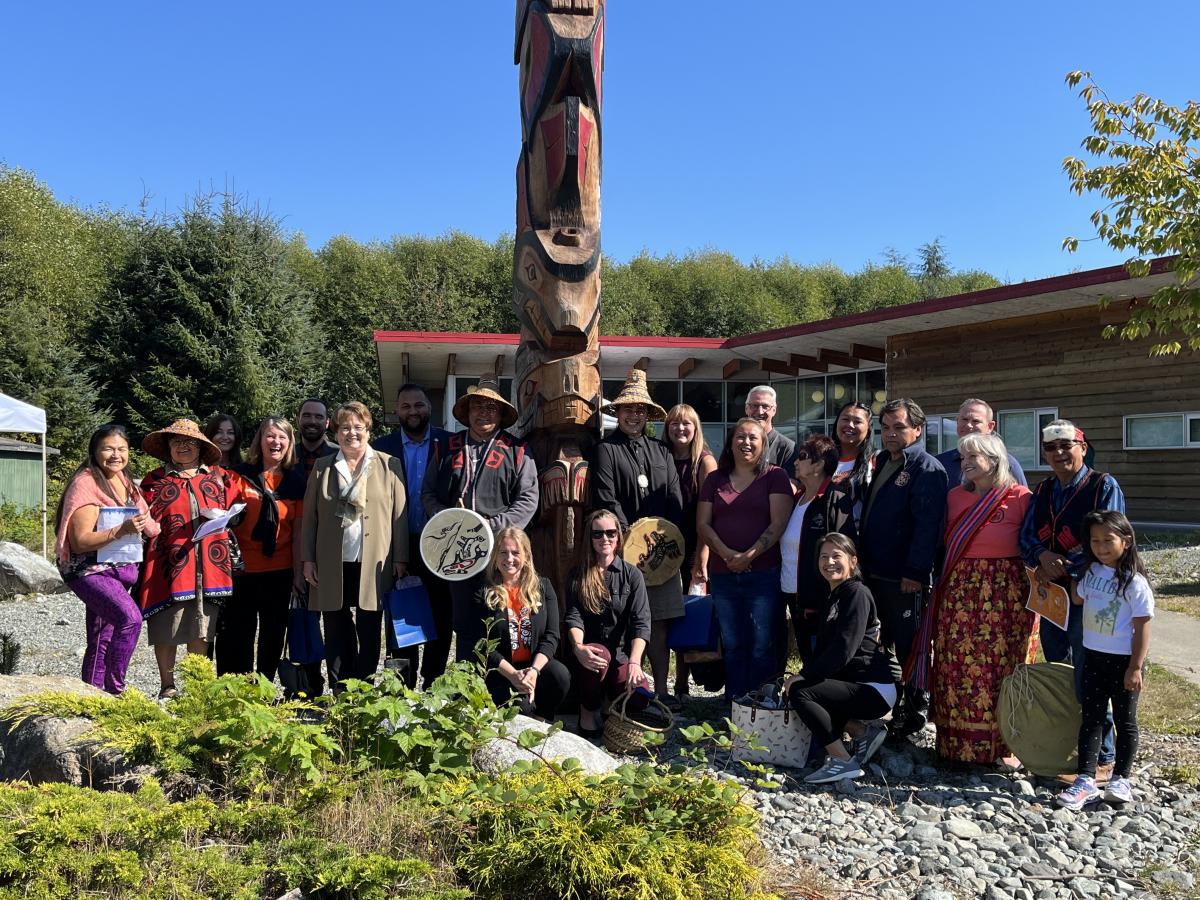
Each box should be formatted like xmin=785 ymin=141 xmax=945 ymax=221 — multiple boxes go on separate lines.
xmin=374 ymin=383 xmax=451 ymax=689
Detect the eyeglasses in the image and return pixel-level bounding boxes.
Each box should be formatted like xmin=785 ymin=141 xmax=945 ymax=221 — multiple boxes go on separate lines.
xmin=591 ymin=529 xmax=619 ymax=540
xmin=747 ymin=403 xmax=775 ymax=412
xmin=1041 ymin=441 xmax=1078 ymax=453
xmin=338 ymin=425 xmax=367 ymax=434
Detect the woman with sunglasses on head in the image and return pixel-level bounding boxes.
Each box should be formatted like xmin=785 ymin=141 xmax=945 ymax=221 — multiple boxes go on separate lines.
xmin=138 ymin=419 xmax=237 ymax=698
xmin=564 ymin=510 xmax=653 ymax=737
xmin=780 ymin=434 xmax=857 ymax=666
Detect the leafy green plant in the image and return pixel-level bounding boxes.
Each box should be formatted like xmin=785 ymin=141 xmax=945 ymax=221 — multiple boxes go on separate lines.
xmin=0 ymin=633 xmax=19 ymax=675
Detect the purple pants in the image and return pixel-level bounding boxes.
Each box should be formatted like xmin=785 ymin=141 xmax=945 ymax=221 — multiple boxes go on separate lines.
xmin=69 ymin=564 xmax=142 ymax=694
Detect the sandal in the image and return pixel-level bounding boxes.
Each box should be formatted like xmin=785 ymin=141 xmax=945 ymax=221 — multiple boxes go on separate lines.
xmin=157 ymin=684 xmax=179 ymax=700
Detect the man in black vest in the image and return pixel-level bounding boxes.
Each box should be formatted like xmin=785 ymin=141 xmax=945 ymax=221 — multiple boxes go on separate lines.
xmin=422 ymin=376 xmax=539 ymax=662
xmin=858 ymin=398 xmax=948 ymax=736
xmin=591 ymin=368 xmax=685 ymax=705
xmin=1020 ymin=418 xmax=1126 ymax=780
xmin=373 ymin=383 xmax=452 ymax=689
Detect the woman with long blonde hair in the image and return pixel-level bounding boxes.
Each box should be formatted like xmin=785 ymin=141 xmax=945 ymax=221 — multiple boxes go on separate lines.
xmin=563 ymin=509 xmax=653 ymax=736
xmin=662 ymin=403 xmax=717 ymax=697
xmin=477 ymin=527 xmax=571 ymax=718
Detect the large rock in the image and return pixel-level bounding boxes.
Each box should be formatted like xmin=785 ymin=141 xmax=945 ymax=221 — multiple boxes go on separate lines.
xmin=473 ymin=714 xmax=622 ymax=776
xmin=0 ymin=674 xmax=133 ymax=787
xmin=0 ymin=541 xmax=67 ymax=597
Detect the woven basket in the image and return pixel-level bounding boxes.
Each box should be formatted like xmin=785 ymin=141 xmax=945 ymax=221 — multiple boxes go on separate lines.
xmin=602 ymin=691 xmax=675 ymax=755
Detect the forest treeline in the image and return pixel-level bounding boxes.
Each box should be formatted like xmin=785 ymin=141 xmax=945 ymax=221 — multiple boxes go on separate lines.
xmin=0 ymin=165 xmax=1000 ymax=480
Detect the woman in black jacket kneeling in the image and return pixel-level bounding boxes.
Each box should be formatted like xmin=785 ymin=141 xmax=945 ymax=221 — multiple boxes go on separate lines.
xmin=478 ymin=527 xmax=571 ymax=719
xmin=784 ymin=533 xmax=900 ymax=785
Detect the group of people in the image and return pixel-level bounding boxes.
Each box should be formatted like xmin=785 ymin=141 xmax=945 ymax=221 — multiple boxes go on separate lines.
xmin=52 ymin=372 xmax=1153 ymax=805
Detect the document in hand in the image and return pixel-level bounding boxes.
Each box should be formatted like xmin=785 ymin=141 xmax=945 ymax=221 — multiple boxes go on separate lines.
xmin=96 ymin=507 xmax=142 ymax=563
xmin=192 ymin=503 xmax=246 ymax=542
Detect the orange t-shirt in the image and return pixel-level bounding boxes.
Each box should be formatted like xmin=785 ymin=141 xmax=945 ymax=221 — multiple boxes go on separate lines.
xmin=506 ymin=585 xmax=533 ymax=664
xmin=945 ymin=484 xmax=1032 ymax=560
xmin=230 ymin=470 xmax=302 ymax=573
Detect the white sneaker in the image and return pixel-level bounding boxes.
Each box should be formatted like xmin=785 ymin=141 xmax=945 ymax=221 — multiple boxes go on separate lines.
xmin=1104 ymin=777 xmax=1135 ymax=804
xmin=804 ymin=755 xmax=865 ymax=784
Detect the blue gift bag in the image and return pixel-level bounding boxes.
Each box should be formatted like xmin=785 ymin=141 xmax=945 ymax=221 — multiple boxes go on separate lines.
xmin=385 ymin=576 xmax=437 ymax=649
xmin=667 ymin=591 xmax=718 ymax=651
xmin=286 ymin=592 xmax=325 ymax=665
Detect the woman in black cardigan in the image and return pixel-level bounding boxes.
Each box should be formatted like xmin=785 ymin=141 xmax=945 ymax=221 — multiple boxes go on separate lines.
xmin=784 ymin=533 xmax=900 ymax=786
xmin=477 ymin=527 xmax=571 ymax=719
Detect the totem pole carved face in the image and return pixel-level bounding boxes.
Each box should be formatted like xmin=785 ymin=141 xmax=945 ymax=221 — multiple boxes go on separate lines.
xmin=512 ymin=0 xmax=605 ymax=433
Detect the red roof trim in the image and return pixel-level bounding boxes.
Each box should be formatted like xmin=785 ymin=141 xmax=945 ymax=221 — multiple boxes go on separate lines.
xmin=724 ymin=256 xmax=1176 ymax=349
xmin=374 ymin=331 xmax=727 ymax=349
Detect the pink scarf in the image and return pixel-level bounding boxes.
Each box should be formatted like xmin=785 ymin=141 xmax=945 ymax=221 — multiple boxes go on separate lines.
xmin=55 ymin=469 xmax=158 ymax=563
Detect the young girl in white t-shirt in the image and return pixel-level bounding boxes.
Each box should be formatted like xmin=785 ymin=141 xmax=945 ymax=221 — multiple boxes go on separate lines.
xmin=1056 ymin=510 xmax=1154 ymax=810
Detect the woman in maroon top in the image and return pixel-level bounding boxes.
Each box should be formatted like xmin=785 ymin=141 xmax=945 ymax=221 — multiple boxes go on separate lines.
xmin=697 ymin=417 xmax=793 ymax=698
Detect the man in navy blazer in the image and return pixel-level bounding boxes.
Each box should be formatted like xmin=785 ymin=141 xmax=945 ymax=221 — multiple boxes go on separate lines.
xmin=373 ymin=383 xmax=452 ymax=689
xmin=857 ymin=398 xmax=948 ymax=736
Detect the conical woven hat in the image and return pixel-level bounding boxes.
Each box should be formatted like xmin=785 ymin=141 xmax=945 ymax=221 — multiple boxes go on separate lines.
xmin=142 ymin=418 xmax=222 ymax=465
xmin=602 ymin=368 xmax=666 ymax=421
xmin=451 ymin=375 xmax=518 ymax=429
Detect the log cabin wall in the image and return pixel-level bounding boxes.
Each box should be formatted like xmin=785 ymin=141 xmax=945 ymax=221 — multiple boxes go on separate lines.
xmin=887 ymin=301 xmax=1200 ymax=526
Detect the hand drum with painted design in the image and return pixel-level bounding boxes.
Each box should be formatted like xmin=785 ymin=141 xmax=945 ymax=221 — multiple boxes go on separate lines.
xmin=420 ymin=508 xmax=494 ymax=582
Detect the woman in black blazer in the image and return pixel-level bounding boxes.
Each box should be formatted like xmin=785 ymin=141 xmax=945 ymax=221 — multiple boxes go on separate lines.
xmin=477 ymin=527 xmax=571 ymax=719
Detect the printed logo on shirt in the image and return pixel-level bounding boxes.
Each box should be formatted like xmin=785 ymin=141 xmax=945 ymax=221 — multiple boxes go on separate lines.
xmin=1082 ymin=567 xmax=1120 ymax=637
xmin=895 ymin=471 xmax=911 ymax=487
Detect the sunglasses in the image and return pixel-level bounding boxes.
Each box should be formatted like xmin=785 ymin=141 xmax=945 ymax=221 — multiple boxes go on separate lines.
xmin=1042 ymin=441 xmax=1078 ymax=453
xmin=591 ymin=528 xmax=619 ymax=540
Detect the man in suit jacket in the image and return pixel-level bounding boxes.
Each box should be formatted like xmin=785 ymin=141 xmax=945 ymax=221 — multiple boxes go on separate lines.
xmin=373 ymin=383 xmax=452 ymax=688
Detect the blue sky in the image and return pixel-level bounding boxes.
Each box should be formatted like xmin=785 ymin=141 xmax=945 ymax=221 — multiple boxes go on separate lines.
xmin=3 ymin=2 xmax=1195 ymax=282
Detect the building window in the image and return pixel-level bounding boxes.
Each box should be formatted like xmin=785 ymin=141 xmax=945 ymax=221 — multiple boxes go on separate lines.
xmin=924 ymin=414 xmax=959 ymax=455
xmin=1123 ymin=412 xmax=1200 ymax=450
xmin=997 ymin=407 xmax=1058 ymax=471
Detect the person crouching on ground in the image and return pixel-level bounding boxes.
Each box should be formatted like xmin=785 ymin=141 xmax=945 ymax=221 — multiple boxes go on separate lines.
xmin=564 ymin=510 xmax=653 ymax=737
xmin=784 ymin=534 xmax=900 ymax=785
xmin=478 ymin=527 xmax=571 ymax=719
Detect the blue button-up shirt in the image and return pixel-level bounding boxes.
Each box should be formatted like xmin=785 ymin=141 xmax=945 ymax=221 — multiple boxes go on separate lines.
xmin=402 ymin=430 xmax=432 ymax=531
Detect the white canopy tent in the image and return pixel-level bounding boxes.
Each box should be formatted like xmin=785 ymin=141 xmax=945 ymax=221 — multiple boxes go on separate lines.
xmin=0 ymin=392 xmax=48 ymax=556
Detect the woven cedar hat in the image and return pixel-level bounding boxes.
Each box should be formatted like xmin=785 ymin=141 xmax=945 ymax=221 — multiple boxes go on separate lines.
xmin=142 ymin=418 xmax=222 ymax=465
xmin=602 ymin=368 xmax=666 ymax=421
xmin=452 ymin=375 xmax=519 ymax=429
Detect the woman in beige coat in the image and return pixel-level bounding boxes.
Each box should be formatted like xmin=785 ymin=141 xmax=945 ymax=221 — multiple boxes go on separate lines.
xmin=301 ymin=401 xmax=408 ymax=693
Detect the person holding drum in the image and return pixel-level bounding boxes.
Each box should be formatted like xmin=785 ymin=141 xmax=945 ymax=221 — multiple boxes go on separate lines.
xmin=478 ymin=527 xmax=571 ymax=718
xmin=422 ymin=376 xmax=539 ymax=663
xmin=301 ymin=401 xmax=409 ymax=693
xmin=591 ymin=368 xmax=685 ymax=709
xmin=565 ymin=510 xmax=654 ymax=737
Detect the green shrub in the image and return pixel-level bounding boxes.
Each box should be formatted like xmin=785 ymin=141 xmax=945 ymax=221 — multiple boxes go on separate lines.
xmin=0 ymin=502 xmax=41 ymax=551
xmin=431 ymin=762 xmax=773 ymax=900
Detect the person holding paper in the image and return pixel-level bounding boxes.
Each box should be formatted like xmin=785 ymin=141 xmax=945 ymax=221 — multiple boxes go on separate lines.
xmin=54 ymin=424 xmax=159 ymax=695
xmin=139 ymin=418 xmax=236 ymax=698
xmin=217 ymin=417 xmax=307 ymax=681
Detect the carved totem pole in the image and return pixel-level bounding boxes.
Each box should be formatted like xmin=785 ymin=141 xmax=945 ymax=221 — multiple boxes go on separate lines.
xmin=512 ymin=0 xmax=605 ymax=595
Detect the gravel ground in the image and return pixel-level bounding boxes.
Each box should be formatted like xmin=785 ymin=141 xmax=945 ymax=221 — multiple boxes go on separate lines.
xmin=1142 ymin=545 xmax=1200 ymax=591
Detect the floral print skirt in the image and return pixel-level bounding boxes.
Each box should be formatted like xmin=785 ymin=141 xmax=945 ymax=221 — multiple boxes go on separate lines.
xmin=932 ymin=556 xmax=1039 ymax=764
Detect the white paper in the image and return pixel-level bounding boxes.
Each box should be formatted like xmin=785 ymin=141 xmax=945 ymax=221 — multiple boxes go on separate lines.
xmin=96 ymin=507 xmax=142 ymax=564
xmin=192 ymin=503 xmax=246 ymax=542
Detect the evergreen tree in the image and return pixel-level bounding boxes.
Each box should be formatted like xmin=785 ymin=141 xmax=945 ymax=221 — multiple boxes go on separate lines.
xmin=91 ymin=193 xmax=319 ymax=439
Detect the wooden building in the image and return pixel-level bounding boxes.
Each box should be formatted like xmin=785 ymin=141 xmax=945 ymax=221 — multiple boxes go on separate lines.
xmin=375 ymin=259 xmax=1199 ymax=527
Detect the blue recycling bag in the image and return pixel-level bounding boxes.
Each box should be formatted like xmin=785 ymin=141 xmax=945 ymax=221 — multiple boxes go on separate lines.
xmin=667 ymin=591 xmax=718 ymax=651
xmin=385 ymin=576 xmax=437 ymax=649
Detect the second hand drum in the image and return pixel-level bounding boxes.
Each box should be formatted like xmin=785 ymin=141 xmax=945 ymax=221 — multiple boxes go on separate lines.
xmin=622 ymin=517 xmax=686 ymax=587
xmin=420 ymin=507 xmax=495 ymax=581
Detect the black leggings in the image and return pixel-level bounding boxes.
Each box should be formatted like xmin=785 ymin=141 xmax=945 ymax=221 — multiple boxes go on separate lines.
xmin=485 ymin=658 xmax=572 ymax=719
xmin=787 ymin=677 xmax=892 ymax=749
xmin=1078 ymin=648 xmax=1140 ymax=779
